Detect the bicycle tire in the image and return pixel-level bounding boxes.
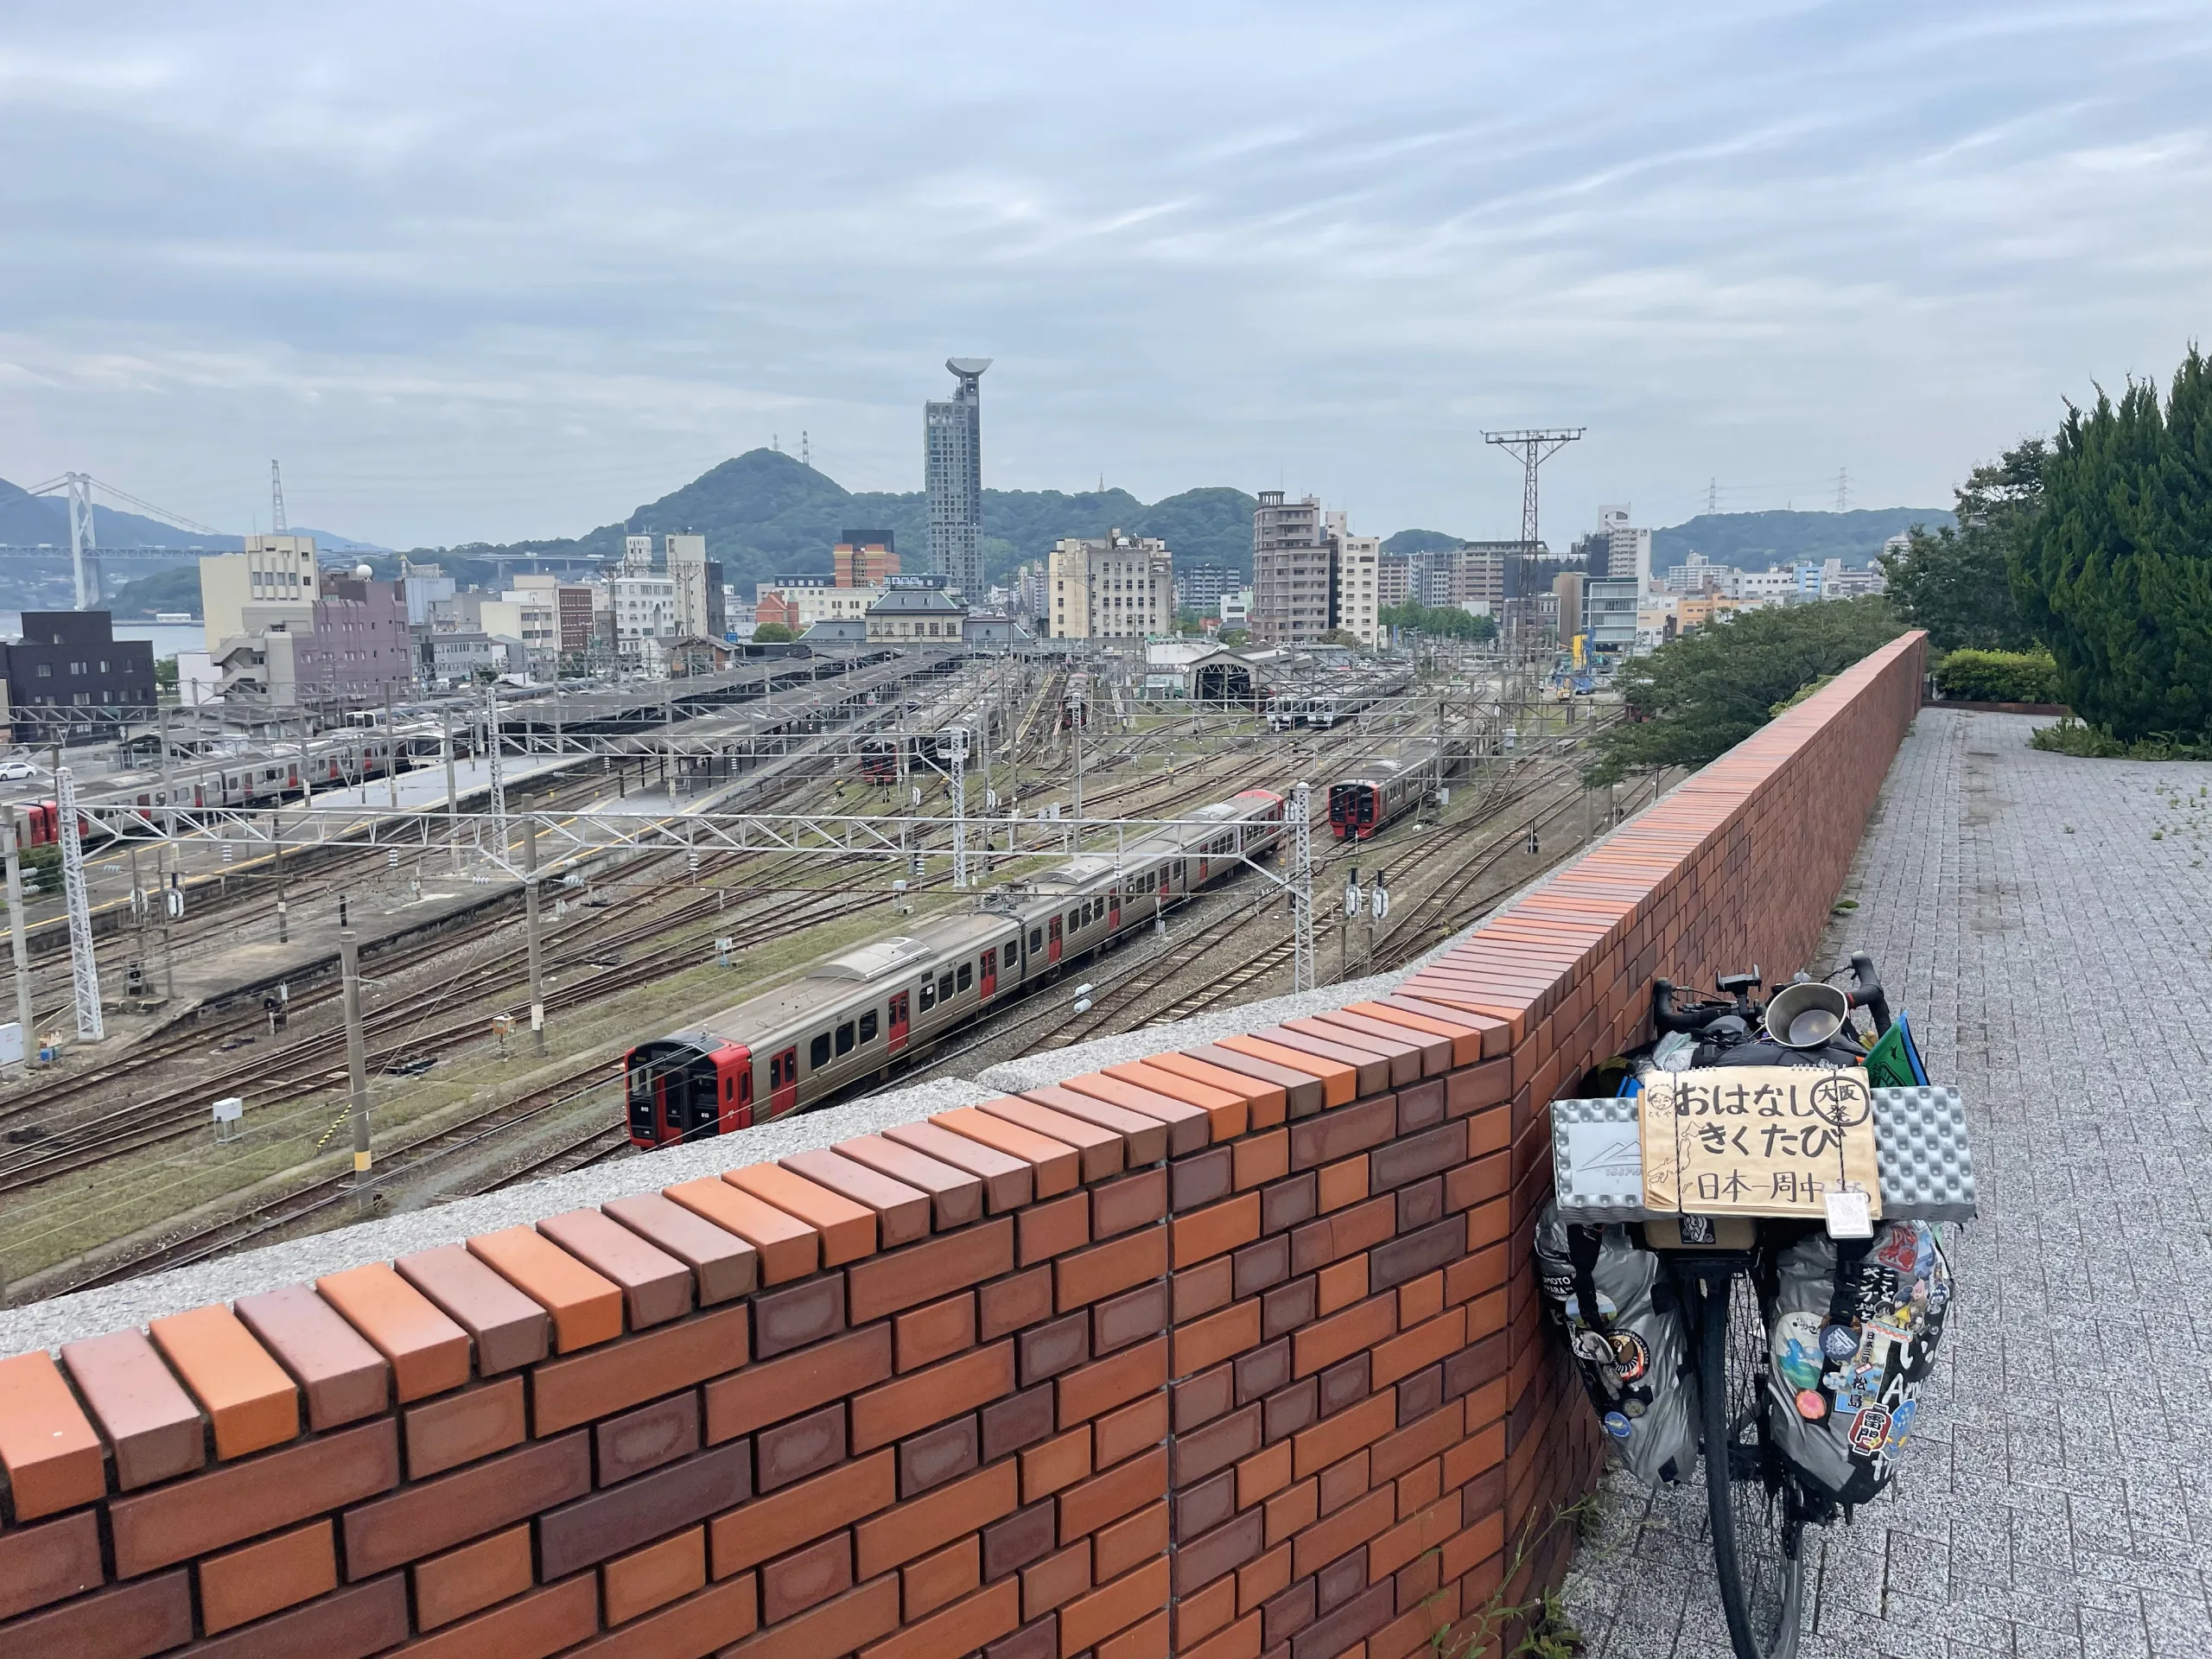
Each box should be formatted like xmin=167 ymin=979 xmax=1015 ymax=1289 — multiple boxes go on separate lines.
xmin=1700 ymin=1269 xmax=1805 ymax=1659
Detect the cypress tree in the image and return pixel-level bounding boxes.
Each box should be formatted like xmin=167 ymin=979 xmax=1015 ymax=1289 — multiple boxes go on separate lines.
xmin=2015 ymin=349 xmax=2212 ymax=739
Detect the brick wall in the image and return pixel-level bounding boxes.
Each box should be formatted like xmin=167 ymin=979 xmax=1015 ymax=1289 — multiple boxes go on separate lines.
xmin=0 ymin=632 xmax=1925 ymax=1659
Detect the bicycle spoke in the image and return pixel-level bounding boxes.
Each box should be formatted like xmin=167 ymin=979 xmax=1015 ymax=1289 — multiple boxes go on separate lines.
xmin=1702 ymin=1270 xmax=1806 ymax=1659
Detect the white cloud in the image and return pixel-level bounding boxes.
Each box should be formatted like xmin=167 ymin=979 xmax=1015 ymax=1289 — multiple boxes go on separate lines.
xmin=0 ymin=0 xmax=2206 ymax=544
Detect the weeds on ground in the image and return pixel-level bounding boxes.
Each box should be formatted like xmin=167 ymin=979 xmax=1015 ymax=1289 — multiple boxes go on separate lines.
xmin=2030 ymin=718 xmax=2212 ymax=760
xmin=1424 ymin=1493 xmax=1605 ymax=1659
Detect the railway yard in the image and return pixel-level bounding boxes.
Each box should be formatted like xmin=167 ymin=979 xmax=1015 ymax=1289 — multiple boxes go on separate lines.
xmin=0 ymin=645 xmax=1643 ymax=1306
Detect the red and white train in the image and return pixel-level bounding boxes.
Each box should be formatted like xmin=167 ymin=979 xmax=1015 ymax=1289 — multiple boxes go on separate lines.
xmin=1325 ymin=738 xmax=1464 ymax=841
xmin=625 ymin=786 xmax=1287 ymax=1144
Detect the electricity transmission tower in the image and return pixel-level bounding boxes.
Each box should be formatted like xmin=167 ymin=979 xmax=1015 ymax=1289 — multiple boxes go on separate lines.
xmin=1482 ymin=429 xmax=1586 ymax=552
xmin=270 ymin=461 xmax=289 ymax=532
xmin=1834 ymin=468 xmax=1851 ymax=512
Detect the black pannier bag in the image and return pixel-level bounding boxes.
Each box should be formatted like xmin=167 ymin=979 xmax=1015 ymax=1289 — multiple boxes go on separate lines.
xmin=1764 ymin=1217 xmax=1952 ymax=1508
xmin=1534 ymin=1203 xmax=1701 ymax=1486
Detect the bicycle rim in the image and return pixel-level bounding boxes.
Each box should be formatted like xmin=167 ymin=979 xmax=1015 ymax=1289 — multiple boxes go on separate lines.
xmin=1700 ymin=1271 xmax=1804 ymax=1659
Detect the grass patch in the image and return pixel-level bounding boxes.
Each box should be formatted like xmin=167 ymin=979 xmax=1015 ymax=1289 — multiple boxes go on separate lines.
xmin=2030 ymin=718 xmax=2212 ymax=760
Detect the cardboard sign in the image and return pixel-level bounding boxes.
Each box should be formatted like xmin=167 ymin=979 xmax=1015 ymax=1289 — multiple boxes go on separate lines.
xmin=1639 ymin=1065 xmax=1881 ymax=1221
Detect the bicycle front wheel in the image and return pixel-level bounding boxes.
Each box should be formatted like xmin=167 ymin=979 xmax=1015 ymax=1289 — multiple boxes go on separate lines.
xmin=1700 ymin=1269 xmax=1804 ymax=1659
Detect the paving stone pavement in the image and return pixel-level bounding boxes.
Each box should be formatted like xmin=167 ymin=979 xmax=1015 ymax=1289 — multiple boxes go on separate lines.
xmin=1559 ymin=708 xmax=2212 ymax=1658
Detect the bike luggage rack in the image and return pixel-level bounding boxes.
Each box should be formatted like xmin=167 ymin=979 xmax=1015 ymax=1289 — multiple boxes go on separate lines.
xmin=1548 ymin=1084 xmax=1977 ymax=1224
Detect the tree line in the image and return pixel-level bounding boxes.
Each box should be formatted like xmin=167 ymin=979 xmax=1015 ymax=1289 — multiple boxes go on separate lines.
xmin=1586 ymin=345 xmax=2212 ymax=781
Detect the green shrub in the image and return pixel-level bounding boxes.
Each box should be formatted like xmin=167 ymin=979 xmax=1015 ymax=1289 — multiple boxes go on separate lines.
xmin=1935 ymin=648 xmax=2063 ymax=704
xmin=2030 ymin=718 xmax=2212 ymax=760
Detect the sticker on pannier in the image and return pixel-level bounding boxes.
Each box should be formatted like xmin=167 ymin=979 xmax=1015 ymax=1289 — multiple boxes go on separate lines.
xmin=1764 ymin=1218 xmax=1951 ymax=1507
xmin=1534 ymin=1203 xmax=1701 ymax=1487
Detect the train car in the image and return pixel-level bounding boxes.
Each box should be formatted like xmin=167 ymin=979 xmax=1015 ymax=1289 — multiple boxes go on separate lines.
xmin=22 ymin=731 xmax=418 ymax=841
xmin=626 ymin=785 xmax=1287 ymax=1147
xmin=1327 ymin=741 xmax=1449 ymax=840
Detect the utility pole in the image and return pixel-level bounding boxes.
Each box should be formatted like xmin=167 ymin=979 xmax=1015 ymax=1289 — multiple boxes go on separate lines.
xmin=272 ymin=808 xmax=289 ymax=944
xmin=1068 ymin=691 xmax=1084 ymax=825
xmin=4 ymin=813 xmax=33 ymax=1069
xmin=340 ymin=929 xmax=372 ymax=1214
xmin=524 ymin=815 xmax=547 ymax=1056
xmin=385 ymin=681 xmax=398 ymax=809
xmin=1482 ymin=429 xmax=1586 ymax=553
xmin=486 ymin=683 xmax=507 ymax=856
xmin=442 ymin=703 xmax=460 ymax=870
xmin=56 ymin=768 xmax=102 ymax=1040
xmin=950 ymin=728 xmax=969 ymax=889
xmin=1290 ymin=781 xmax=1314 ymax=993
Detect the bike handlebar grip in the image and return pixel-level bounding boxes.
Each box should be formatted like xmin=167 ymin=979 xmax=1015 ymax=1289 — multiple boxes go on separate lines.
xmin=1847 ymin=951 xmax=1894 ymax=1034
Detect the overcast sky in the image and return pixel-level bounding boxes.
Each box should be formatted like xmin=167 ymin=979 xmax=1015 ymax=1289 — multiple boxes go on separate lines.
xmin=2 ymin=2 xmax=2206 ymax=549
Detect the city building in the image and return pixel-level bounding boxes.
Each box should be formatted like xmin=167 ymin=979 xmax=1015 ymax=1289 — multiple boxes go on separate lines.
xmin=1601 ymin=505 xmax=1653 ymax=588
xmin=612 ymin=573 xmax=677 ymax=669
xmin=866 ymin=575 xmax=967 ymax=643
xmin=1012 ymin=563 xmax=1049 ymax=626
xmin=925 ymin=358 xmax=990 ymax=603
xmin=509 ymin=575 xmax=598 ymax=654
xmin=480 ymin=589 xmax=559 ymax=663
xmin=1218 ymin=589 xmax=1252 ymax=632
xmin=662 ymin=533 xmax=726 ymax=642
xmin=1047 ymin=531 xmax=1173 ymax=641
xmin=1376 ymin=554 xmax=1410 ymax=609
xmin=1664 ymin=551 xmax=1726 ymax=594
xmin=210 ymin=575 xmax=413 ymax=708
xmin=3 ymin=612 xmax=156 ymax=743
xmin=1328 ymin=514 xmax=1382 ymax=647
xmin=834 ymin=531 xmax=900 ymax=588
xmin=1552 ymin=572 xmax=1585 ymax=645
xmin=197 ymin=535 xmax=323 ymax=650
xmin=754 ymin=575 xmax=883 ymax=634
xmin=398 ymin=559 xmax=456 ymax=626
xmin=1250 ymin=492 xmax=1332 ymax=645
xmin=1174 ymin=563 xmax=1242 ymax=613
xmin=421 ymin=632 xmax=528 ymax=683
xmin=1583 ymin=578 xmax=1642 ymax=658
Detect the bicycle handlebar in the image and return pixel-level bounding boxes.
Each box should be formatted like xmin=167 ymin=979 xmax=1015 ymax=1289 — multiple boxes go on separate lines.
xmin=1845 ymin=951 xmax=1892 ymax=1035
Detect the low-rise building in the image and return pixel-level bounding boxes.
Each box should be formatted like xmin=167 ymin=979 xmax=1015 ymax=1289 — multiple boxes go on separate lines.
xmin=3 ymin=612 xmax=157 ymax=743
xmin=613 ymin=574 xmax=677 ymax=669
xmin=866 ymin=575 xmax=968 ymax=643
xmin=422 ymin=632 xmax=528 ymax=683
xmin=213 ymin=575 xmax=413 ymax=708
xmin=756 ymin=575 xmax=883 ymax=633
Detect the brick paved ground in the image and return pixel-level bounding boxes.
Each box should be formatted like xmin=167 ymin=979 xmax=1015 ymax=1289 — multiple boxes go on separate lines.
xmin=1560 ymin=709 xmax=2212 ymax=1658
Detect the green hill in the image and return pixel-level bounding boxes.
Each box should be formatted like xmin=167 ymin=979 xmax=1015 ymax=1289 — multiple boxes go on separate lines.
xmin=469 ymin=449 xmax=1259 ymax=591
xmin=1652 ymin=508 xmax=1952 ymax=571
xmin=438 ymin=448 xmax=1952 ymax=594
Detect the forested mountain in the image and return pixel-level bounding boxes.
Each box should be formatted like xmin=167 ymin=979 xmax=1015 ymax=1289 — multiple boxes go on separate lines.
xmin=1651 ymin=507 xmax=1951 ymax=572
xmin=468 ymin=449 xmax=1259 ymax=590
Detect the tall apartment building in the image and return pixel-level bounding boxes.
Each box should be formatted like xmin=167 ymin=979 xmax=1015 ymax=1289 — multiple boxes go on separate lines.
xmin=834 ymin=530 xmax=899 ymax=588
xmin=1250 ymin=492 xmax=1331 ymax=645
xmin=1328 ymin=515 xmax=1382 ymax=647
xmin=1249 ymin=494 xmax=1391 ymax=646
xmin=198 ymin=535 xmax=323 ymax=650
xmin=1376 ymin=555 xmax=1410 ymax=609
xmin=1598 ymin=505 xmax=1652 ymax=587
xmin=925 ymin=358 xmax=990 ymax=603
xmin=1048 ymin=531 xmax=1173 ymax=641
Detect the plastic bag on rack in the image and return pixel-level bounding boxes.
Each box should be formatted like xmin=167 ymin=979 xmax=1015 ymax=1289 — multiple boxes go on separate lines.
xmin=1764 ymin=1218 xmax=1952 ymax=1508
xmin=1534 ymin=1203 xmax=1701 ymax=1486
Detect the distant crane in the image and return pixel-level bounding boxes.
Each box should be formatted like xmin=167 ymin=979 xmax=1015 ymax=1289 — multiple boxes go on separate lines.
xmin=1482 ymin=429 xmax=1586 ymax=553
xmin=17 ymin=474 xmax=224 ymax=609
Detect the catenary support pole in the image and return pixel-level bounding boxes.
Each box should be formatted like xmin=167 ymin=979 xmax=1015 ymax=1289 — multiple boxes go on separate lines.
xmin=4 ymin=813 xmax=33 ymax=1069
xmin=56 ymin=768 xmax=103 ymax=1041
xmin=524 ymin=815 xmax=547 ymax=1056
xmin=442 ymin=704 xmax=460 ymax=870
xmin=341 ymin=928 xmax=372 ymax=1213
